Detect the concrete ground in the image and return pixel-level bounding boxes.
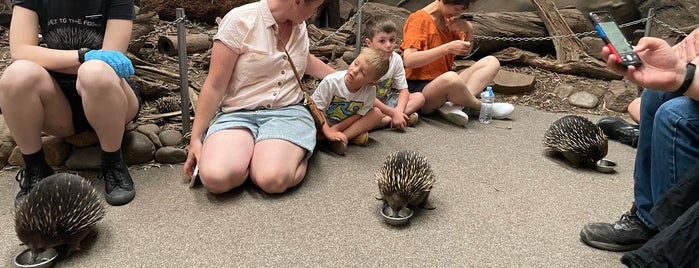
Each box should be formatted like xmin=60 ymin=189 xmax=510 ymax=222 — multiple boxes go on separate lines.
xmin=1 ymin=105 xmax=637 ymax=267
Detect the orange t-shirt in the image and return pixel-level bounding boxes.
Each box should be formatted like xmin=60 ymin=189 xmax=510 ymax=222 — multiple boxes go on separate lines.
xmin=400 ymin=10 xmax=464 ymax=80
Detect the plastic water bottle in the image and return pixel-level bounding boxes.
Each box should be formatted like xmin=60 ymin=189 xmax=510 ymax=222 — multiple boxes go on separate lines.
xmin=479 ymin=86 xmax=494 ymax=124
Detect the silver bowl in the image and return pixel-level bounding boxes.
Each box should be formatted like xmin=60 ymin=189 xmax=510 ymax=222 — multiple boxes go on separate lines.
xmin=380 ymin=205 xmax=414 ymax=226
xmin=14 ymin=248 xmax=58 ymax=268
xmin=595 ymin=159 xmax=617 ymax=173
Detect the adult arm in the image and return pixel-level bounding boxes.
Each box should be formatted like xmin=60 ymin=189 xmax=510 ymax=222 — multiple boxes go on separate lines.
xmin=183 ymin=41 xmax=238 ymax=178
xmin=9 ymin=6 xmax=81 ymax=71
xmin=402 ymin=41 xmax=471 ymax=69
xmin=306 ymin=54 xmax=335 ymax=79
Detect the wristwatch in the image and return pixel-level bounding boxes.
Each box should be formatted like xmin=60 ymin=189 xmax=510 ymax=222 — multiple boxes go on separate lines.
xmin=675 ymin=62 xmax=696 ymax=95
xmin=77 ymin=48 xmax=91 ymax=63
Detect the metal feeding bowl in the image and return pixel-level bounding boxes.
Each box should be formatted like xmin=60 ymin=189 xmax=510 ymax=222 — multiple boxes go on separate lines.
xmin=380 ymin=205 xmax=414 ymax=226
xmin=595 ymin=159 xmax=617 ymax=173
xmin=14 ymin=248 xmax=58 ymax=268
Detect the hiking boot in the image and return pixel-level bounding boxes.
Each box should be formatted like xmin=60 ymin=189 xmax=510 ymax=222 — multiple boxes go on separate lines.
xmin=329 ymin=140 xmax=347 ymax=155
xmin=580 ymin=207 xmax=658 ymax=251
xmin=407 ymin=113 xmax=419 ymax=127
xmin=350 ymin=132 xmax=369 ymax=146
xmin=597 ymin=117 xmax=639 ymax=148
xmin=437 ymin=102 xmax=469 ymax=127
xmin=98 ymin=160 xmax=135 ymax=206
xmin=15 ymin=166 xmax=54 ymax=206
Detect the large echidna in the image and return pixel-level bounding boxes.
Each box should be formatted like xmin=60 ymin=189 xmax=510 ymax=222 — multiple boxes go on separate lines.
xmin=376 ymin=150 xmax=436 ymax=216
xmin=544 ymin=115 xmax=608 ymax=168
xmin=14 ymin=173 xmax=105 ymax=256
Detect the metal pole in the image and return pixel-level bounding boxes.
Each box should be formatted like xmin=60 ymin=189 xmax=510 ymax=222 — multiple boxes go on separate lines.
xmin=176 ymin=8 xmax=191 ymax=135
xmin=644 ymin=8 xmax=654 ymax=38
xmin=355 ymin=0 xmax=363 ymax=56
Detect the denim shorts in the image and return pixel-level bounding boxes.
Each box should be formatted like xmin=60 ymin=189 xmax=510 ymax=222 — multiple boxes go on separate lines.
xmin=379 ymin=92 xmax=399 ymax=108
xmin=206 ymin=105 xmax=317 ymax=158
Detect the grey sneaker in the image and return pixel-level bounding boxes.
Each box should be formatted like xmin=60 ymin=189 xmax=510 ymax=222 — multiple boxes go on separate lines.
xmin=98 ymin=160 xmax=135 ymax=206
xmin=580 ymin=207 xmax=658 ymax=251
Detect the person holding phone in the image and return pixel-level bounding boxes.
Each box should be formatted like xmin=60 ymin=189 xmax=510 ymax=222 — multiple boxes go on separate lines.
xmin=580 ymin=27 xmax=699 ymax=253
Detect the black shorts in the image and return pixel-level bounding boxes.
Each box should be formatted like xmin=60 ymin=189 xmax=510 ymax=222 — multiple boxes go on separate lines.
xmin=50 ymin=72 xmax=142 ymax=134
xmin=406 ymin=79 xmax=431 ymax=93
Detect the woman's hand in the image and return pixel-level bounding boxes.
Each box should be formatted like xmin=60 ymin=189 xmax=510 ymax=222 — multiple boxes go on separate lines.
xmin=445 ymin=40 xmax=472 ymax=56
xmin=182 ymin=139 xmax=202 ymax=181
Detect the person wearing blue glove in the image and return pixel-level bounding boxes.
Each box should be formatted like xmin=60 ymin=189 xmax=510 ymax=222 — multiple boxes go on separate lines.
xmin=0 ymin=0 xmax=140 ymax=206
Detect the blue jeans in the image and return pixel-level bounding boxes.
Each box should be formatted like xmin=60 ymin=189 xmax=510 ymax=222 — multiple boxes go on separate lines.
xmin=634 ymin=89 xmax=699 ymax=229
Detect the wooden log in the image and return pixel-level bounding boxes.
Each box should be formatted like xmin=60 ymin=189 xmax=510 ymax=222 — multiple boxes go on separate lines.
xmin=129 ymin=9 xmax=159 ymax=55
xmin=157 ymin=34 xmax=212 ymax=56
xmin=494 ymin=47 xmax=622 ymax=80
xmin=471 ymin=8 xmax=593 ymax=57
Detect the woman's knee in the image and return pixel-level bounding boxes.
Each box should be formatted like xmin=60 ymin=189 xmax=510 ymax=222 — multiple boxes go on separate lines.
xmin=252 ymin=170 xmax=293 ymax=194
xmin=0 ymin=60 xmax=51 ymax=96
xmin=76 ymin=61 xmax=121 ymax=94
xmin=199 ymin=164 xmax=247 ymax=194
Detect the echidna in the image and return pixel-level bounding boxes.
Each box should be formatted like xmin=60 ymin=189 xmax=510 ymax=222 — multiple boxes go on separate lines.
xmin=14 ymin=173 xmax=105 ymax=257
xmin=376 ymin=150 xmax=436 ymax=216
xmin=154 ymin=96 xmax=181 ymax=113
xmin=544 ymin=115 xmax=608 ymax=168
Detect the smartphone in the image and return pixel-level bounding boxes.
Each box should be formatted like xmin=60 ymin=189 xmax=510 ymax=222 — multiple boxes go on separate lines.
xmin=588 ymin=11 xmax=641 ymax=67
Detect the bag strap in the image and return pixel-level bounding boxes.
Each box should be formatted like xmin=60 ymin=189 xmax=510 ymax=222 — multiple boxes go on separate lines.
xmin=274 ymin=26 xmax=312 ymax=104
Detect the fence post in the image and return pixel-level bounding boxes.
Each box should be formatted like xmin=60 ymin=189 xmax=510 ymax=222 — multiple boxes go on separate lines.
xmin=176 ymin=8 xmax=191 ymax=135
xmin=644 ymin=8 xmax=654 ymax=37
xmin=355 ymin=0 xmax=363 ymax=56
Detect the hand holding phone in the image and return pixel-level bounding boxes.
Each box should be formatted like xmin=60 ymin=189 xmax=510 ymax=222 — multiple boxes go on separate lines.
xmin=589 ymin=11 xmax=641 ymax=67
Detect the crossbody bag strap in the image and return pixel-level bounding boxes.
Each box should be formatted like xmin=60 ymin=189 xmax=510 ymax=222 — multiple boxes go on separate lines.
xmin=274 ymin=26 xmax=312 ymax=104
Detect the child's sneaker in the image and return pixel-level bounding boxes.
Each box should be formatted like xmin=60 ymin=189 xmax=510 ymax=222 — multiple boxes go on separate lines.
xmin=350 ymin=132 xmax=369 ymax=146
xmin=437 ymin=102 xmax=469 ymax=127
xmin=329 ymin=140 xmax=348 ymax=155
xmin=492 ymin=102 xmax=515 ymax=119
xmin=407 ymin=113 xmax=419 ymax=126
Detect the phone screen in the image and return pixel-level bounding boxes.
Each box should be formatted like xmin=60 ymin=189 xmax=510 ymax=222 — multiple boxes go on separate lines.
xmin=589 ymin=11 xmax=641 ymax=66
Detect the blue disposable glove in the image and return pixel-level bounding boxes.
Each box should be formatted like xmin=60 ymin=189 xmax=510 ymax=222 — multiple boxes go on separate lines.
xmin=83 ymin=50 xmax=135 ymax=78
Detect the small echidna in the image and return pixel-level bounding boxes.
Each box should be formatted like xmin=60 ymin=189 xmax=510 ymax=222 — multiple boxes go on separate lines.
xmin=14 ymin=173 xmax=105 ymax=256
xmin=376 ymin=150 xmax=436 ymax=216
xmin=544 ymin=115 xmax=608 ymax=168
xmin=154 ymin=96 xmax=182 ymax=113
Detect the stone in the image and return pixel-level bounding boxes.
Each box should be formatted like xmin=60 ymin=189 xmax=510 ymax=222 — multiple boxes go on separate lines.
xmin=554 ymin=84 xmax=577 ymax=99
xmin=155 ymin=147 xmax=188 ymax=164
xmin=0 ymin=141 xmax=15 ymax=168
xmin=8 ymin=136 xmax=70 ymax=166
xmin=64 ymin=131 xmax=99 ymax=148
xmin=159 ymin=130 xmax=183 ymax=147
xmin=137 ymin=123 xmax=163 ymax=148
xmin=122 ymin=131 xmax=156 ymax=165
xmin=492 ymin=70 xmax=536 ymax=94
xmin=568 ymin=91 xmax=599 ymax=109
xmin=65 ymin=146 xmax=102 ymax=170
xmin=604 ymin=79 xmax=640 ymax=113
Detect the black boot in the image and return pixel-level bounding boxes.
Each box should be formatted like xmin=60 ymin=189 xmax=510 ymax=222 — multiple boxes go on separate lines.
xmin=597 ymin=117 xmax=639 ymax=148
xmin=98 ymin=150 xmax=135 ymax=206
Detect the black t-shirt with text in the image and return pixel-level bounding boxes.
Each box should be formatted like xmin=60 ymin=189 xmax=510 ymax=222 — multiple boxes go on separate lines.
xmin=12 ymin=0 xmax=134 ymax=50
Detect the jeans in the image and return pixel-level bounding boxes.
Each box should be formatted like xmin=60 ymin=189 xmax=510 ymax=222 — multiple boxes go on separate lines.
xmin=634 ymin=89 xmax=699 ymax=229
